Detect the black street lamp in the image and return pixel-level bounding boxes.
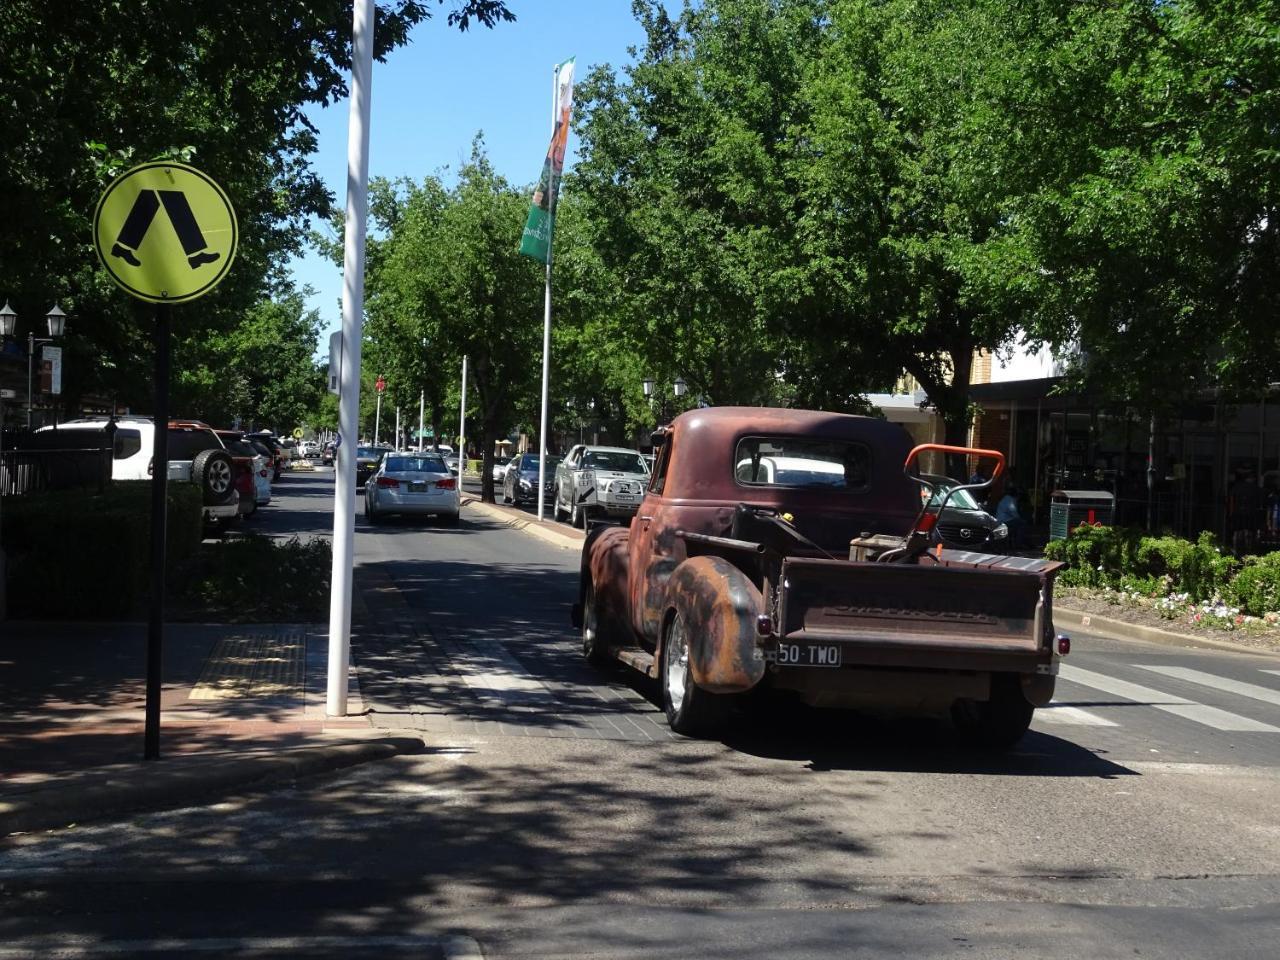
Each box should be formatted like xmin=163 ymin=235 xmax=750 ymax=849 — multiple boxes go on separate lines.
xmin=0 ymin=302 xmax=67 ymax=429
xmin=642 ymin=375 xmax=689 ymax=423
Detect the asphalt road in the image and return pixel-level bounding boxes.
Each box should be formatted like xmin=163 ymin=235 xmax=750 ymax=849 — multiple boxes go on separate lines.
xmin=2 ymin=467 xmax=1278 ymax=958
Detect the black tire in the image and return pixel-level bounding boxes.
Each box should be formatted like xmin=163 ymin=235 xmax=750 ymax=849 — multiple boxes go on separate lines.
xmin=365 ymin=496 xmax=381 ymax=524
xmin=661 ymin=610 xmax=731 ymax=736
xmin=951 ymin=674 xmax=1035 ymax=751
xmin=553 ymin=492 xmax=567 ymax=522
xmin=580 ymin=583 xmax=613 ymax=669
xmin=192 ymin=449 xmax=235 ymax=505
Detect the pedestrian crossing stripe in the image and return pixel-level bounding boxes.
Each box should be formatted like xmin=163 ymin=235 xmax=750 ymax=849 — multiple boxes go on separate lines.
xmin=93 ymin=161 xmax=237 ymax=304
xmin=1058 ymin=664 xmax=1280 ymax=733
xmin=1035 ymin=704 xmax=1118 ymax=727
xmin=1132 ymin=665 xmax=1280 ymax=709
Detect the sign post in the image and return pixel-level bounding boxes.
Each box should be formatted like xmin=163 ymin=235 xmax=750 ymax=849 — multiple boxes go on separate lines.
xmin=93 ymin=159 xmax=237 ymax=760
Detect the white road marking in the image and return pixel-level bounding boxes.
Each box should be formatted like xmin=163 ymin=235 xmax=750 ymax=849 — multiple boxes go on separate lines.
xmin=1035 ymin=704 xmax=1118 ymax=727
xmin=1263 ymin=670 xmax=1280 ymax=678
xmin=1133 ymin=665 xmax=1280 ymax=709
xmin=1059 ymin=664 xmax=1280 ymax=733
xmin=451 ymin=640 xmax=556 ymax=701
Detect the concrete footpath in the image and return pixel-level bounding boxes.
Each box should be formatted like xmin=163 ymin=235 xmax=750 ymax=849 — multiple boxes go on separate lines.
xmin=0 ymin=620 xmax=422 ymax=835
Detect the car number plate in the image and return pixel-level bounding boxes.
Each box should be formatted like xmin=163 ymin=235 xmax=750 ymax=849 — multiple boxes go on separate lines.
xmin=776 ymin=643 xmax=842 ymax=667
xmin=409 ymin=482 xmax=428 ymax=492
xmin=615 ymin=493 xmax=636 ymax=502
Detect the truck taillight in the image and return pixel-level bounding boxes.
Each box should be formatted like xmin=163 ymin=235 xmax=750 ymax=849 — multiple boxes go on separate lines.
xmin=376 ymin=477 xmax=399 ymax=488
xmin=436 ymin=477 xmax=456 ymax=490
xmin=1056 ymin=634 xmax=1071 ymax=656
xmin=755 ymin=614 xmax=773 ymax=637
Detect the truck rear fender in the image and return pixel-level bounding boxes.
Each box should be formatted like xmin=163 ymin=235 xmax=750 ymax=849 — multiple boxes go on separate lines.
xmin=662 ymin=555 xmax=767 ymax=694
xmin=574 ymin=524 xmax=630 ymax=630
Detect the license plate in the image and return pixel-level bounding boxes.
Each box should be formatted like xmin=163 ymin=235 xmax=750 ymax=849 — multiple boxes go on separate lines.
xmin=409 ymin=482 xmax=428 ymax=492
xmin=614 ymin=493 xmax=636 ymax=502
xmin=776 ymin=643 xmax=842 ymax=667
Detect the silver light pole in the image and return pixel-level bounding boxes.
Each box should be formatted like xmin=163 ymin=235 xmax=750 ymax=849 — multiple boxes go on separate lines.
xmin=327 ymin=0 xmax=374 ymax=718
xmin=536 ymin=62 xmax=559 ymax=521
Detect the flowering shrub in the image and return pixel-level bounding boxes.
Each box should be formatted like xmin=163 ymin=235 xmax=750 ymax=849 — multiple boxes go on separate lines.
xmin=1047 ymin=525 xmax=1280 ymax=616
xmin=1225 ymin=552 xmax=1280 ymax=617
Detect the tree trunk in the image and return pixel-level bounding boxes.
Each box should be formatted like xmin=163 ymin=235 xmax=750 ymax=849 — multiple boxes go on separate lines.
xmin=480 ymin=418 xmax=501 ymax=503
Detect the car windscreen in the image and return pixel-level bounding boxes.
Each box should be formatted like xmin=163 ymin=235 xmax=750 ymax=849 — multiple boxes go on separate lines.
xmin=167 ymin=429 xmax=223 ymax=461
xmin=247 ymin=440 xmax=273 ymax=458
xmin=356 ymin=447 xmax=383 ymax=459
xmin=581 ymin=451 xmax=646 ymax=473
xmin=384 ymin=456 xmax=447 ymax=473
xmin=734 ymin=437 xmax=872 ymax=490
xmin=924 ymin=482 xmax=983 ymax=511
xmin=520 ymin=455 xmax=560 ymax=471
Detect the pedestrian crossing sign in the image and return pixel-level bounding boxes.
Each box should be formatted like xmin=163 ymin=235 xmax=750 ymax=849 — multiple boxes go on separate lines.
xmin=93 ymin=160 xmax=237 ymax=304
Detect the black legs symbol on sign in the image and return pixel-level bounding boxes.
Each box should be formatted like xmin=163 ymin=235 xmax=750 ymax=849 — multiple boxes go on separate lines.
xmin=111 ymin=189 xmax=221 ymax=270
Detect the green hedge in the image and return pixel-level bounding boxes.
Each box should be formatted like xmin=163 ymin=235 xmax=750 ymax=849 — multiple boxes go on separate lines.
xmin=1045 ymin=524 xmax=1280 ymax=615
xmin=177 ymin=534 xmax=330 ymax=622
xmin=2 ymin=481 xmax=203 ymax=619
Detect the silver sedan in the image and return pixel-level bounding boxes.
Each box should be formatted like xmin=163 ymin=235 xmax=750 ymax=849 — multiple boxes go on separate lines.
xmin=364 ymin=453 xmax=460 ymax=526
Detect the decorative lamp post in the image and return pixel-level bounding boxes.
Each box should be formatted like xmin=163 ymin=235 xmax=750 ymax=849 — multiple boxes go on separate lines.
xmin=22 ymin=305 xmax=66 ymax=429
xmin=0 ymin=302 xmax=15 ymax=338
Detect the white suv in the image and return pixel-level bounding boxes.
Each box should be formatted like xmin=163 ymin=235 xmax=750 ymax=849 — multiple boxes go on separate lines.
xmin=39 ymin=417 xmax=239 ymax=522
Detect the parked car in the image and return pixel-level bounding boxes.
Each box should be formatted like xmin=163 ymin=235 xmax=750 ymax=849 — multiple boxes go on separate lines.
xmin=216 ymin=430 xmax=272 ymax=511
xmin=490 ymin=456 xmax=511 ymax=484
xmin=553 ymin=445 xmax=650 ymax=528
xmin=918 ymin=473 xmax=1007 ymax=552
xmin=43 ymin=417 xmax=239 ymax=523
xmin=501 ymin=453 xmax=561 ymax=506
xmin=250 ymin=432 xmax=289 ymax=480
xmin=572 ymin=408 xmax=1066 ymax=744
xmin=355 ymin=445 xmax=389 ymax=488
xmin=363 ymin=452 xmax=460 ymax=525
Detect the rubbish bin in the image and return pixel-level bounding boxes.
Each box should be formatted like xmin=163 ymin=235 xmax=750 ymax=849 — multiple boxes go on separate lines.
xmin=1049 ymin=489 xmax=1116 ymax=540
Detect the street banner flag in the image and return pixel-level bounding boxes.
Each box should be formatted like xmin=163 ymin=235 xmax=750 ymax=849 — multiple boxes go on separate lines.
xmin=520 ymin=57 xmax=576 ymax=264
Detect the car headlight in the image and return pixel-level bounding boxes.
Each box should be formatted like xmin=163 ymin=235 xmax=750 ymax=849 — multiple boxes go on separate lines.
xmin=992 ymin=523 xmax=1009 ymax=539
xmin=520 ymin=478 xmax=531 ymax=489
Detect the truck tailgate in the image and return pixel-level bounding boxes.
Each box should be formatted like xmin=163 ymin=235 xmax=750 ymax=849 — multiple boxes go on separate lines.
xmin=778 ymin=556 xmax=1053 ymax=659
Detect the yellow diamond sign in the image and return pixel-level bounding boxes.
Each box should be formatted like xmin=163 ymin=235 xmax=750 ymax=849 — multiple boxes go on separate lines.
xmin=93 ymin=161 xmax=237 ymax=304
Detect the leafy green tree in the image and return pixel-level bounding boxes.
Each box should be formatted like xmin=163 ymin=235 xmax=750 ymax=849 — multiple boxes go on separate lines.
xmin=173 ymin=288 xmax=325 ymax=431
xmin=0 ymin=1 xmax=512 ymax=419
xmin=367 ymin=143 xmax=543 ymax=500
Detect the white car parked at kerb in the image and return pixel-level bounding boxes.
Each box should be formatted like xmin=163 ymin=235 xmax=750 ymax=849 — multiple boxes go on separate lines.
xmin=553 ymin=445 xmax=650 ymax=528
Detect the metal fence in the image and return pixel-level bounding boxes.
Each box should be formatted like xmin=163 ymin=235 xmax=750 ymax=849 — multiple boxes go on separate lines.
xmin=0 ymin=430 xmax=111 ymax=496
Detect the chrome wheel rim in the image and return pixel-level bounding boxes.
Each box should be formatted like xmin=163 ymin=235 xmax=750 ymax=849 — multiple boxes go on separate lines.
xmin=665 ymin=614 xmax=689 ymax=713
xmin=582 ymin=588 xmax=597 ymax=654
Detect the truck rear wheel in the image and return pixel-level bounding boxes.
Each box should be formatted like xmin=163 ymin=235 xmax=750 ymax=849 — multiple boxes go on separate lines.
xmin=952 ymin=674 xmax=1035 ymax=751
xmin=580 ymin=583 xmax=612 ymax=669
xmin=662 ymin=610 xmax=731 ymax=737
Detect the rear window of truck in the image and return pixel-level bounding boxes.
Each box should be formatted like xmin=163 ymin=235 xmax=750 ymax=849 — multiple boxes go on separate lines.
xmin=734 ymin=437 xmax=872 ymax=491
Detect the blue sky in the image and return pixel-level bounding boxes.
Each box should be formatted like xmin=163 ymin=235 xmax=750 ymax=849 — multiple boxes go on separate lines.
xmin=290 ymin=1 xmax=649 ymax=344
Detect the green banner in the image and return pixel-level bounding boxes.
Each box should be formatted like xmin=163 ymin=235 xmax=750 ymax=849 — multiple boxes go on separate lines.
xmin=519 ymin=57 xmax=575 ymax=265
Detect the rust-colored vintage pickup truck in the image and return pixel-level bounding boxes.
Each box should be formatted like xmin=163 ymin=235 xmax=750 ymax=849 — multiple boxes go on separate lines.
xmin=571 ymin=407 xmax=1068 ymax=747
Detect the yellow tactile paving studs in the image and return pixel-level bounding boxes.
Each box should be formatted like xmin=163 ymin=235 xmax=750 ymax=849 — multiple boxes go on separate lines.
xmin=189 ymin=632 xmax=305 ymax=701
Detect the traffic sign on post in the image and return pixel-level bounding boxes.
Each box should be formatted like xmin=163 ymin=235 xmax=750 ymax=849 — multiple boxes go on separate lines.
xmin=94 ymin=159 xmax=237 ymax=761
xmin=375 ymin=376 xmax=387 ymax=393
xmin=93 ymin=161 xmax=237 ymax=304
